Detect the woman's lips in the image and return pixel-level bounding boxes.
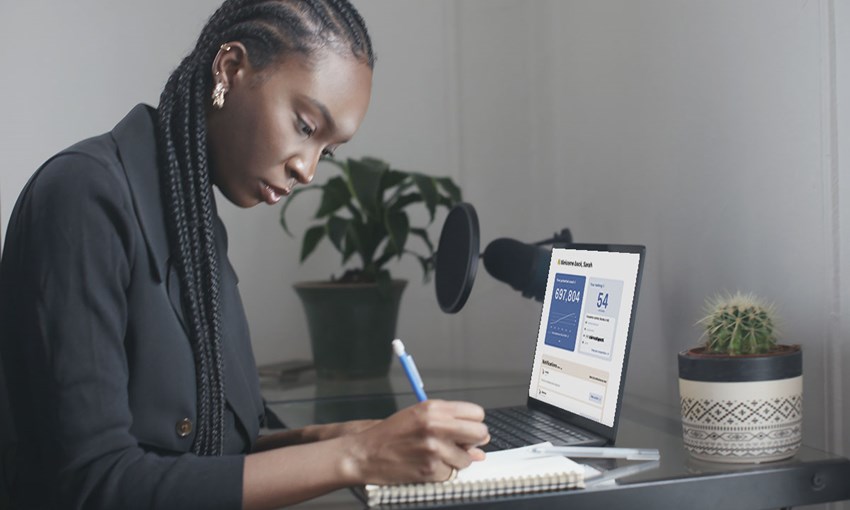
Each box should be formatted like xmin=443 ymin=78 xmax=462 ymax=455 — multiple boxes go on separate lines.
xmin=259 ymin=181 xmax=289 ymax=205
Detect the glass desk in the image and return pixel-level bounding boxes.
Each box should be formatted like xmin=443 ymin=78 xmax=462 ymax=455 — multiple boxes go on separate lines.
xmin=261 ymin=367 xmax=850 ymax=509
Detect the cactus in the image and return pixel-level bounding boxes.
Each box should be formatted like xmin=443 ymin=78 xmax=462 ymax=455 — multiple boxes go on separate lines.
xmin=698 ymin=292 xmax=778 ymax=355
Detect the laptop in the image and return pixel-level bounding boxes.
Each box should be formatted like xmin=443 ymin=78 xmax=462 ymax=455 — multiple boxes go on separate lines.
xmin=483 ymin=243 xmax=646 ymax=451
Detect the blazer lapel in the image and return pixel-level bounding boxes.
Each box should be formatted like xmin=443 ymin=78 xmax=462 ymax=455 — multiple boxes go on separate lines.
xmin=111 ymin=104 xmax=169 ymax=284
xmin=111 ymin=104 xmax=187 ymax=334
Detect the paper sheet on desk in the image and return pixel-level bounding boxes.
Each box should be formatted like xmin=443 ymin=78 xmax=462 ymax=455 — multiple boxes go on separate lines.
xmin=458 ymin=442 xmax=601 ymax=482
xmin=506 ymin=442 xmax=661 ymax=487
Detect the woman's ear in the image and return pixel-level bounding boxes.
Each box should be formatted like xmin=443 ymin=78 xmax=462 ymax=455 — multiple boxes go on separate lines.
xmin=210 ymin=41 xmax=250 ymax=91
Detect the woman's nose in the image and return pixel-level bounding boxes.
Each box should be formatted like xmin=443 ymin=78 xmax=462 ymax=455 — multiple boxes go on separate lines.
xmin=286 ymin=154 xmax=317 ymax=185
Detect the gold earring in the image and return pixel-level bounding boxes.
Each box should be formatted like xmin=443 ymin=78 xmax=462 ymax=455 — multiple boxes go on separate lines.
xmin=212 ymin=81 xmax=227 ymax=109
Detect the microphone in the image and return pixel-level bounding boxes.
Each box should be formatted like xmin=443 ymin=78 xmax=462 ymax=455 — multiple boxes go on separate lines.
xmin=482 ymin=238 xmax=551 ymax=302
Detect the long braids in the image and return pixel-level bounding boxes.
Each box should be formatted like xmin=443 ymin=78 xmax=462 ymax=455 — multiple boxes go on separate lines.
xmin=155 ymin=0 xmax=374 ymax=456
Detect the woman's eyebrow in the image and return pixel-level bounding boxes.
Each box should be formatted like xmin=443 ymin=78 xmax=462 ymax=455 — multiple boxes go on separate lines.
xmin=308 ymin=97 xmax=336 ymax=133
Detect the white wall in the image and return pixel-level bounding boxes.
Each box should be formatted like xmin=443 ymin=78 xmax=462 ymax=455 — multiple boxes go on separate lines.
xmin=1 ymin=0 xmax=846 ymax=462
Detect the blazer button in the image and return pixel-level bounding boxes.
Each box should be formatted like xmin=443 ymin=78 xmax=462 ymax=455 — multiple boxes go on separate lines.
xmin=176 ymin=418 xmax=193 ymax=438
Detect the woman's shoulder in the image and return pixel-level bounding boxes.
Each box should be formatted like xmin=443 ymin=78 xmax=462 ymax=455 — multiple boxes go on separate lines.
xmin=26 ymin=104 xmax=158 ymax=206
xmin=40 ymin=134 xmax=122 ymax=181
xmin=25 ymin=136 xmax=129 ymax=215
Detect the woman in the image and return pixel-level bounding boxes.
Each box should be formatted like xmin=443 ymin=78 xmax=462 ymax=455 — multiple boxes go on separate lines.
xmin=0 ymin=1 xmax=489 ymax=508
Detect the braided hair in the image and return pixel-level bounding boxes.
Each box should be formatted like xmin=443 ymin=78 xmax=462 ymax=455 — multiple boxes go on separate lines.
xmin=156 ymin=0 xmax=374 ymax=456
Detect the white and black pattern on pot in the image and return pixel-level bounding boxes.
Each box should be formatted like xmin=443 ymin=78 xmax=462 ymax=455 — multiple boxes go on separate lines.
xmin=678 ymin=377 xmax=803 ymax=463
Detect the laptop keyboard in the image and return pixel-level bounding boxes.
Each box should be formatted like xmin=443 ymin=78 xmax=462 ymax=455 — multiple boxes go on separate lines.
xmin=482 ymin=407 xmax=598 ymax=452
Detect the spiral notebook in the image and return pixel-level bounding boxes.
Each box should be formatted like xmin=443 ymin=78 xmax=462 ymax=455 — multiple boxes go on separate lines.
xmin=356 ymin=442 xmax=595 ymax=507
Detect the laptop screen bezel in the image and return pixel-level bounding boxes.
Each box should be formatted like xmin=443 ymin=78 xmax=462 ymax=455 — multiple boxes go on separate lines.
xmin=525 ymin=242 xmax=646 ymax=445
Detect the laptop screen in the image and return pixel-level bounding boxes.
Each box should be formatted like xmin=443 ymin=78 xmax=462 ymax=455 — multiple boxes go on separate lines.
xmin=528 ymin=245 xmax=644 ymax=428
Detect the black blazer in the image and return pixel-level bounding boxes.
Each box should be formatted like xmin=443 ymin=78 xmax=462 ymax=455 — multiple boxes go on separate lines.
xmin=0 ymin=105 xmax=265 ymax=509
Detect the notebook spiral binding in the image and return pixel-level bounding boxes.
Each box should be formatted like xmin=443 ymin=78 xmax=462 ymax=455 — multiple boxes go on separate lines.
xmin=364 ymin=470 xmax=583 ymax=506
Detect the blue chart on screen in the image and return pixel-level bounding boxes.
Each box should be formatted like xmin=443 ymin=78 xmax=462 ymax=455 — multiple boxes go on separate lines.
xmin=545 ymin=273 xmax=586 ymax=351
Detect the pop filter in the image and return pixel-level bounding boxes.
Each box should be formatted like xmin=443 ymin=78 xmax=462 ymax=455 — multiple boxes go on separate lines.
xmin=434 ymin=202 xmax=573 ymax=312
xmin=434 ymin=202 xmax=480 ymax=313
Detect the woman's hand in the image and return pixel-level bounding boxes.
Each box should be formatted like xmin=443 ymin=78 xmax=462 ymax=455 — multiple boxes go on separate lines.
xmin=340 ymin=400 xmax=490 ymax=485
xmin=243 ymin=402 xmax=489 ymax=508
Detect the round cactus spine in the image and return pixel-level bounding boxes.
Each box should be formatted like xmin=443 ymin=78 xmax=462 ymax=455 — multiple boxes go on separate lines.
xmin=699 ymin=292 xmax=778 ymax=355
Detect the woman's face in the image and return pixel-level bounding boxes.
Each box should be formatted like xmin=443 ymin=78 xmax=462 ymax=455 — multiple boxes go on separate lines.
xmin=207 ymin=47 xmax=373 ymax=207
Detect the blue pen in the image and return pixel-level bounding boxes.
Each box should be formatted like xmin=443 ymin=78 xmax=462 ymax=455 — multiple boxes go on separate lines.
xmin=393 ymin=339 xmax=428 ymax=401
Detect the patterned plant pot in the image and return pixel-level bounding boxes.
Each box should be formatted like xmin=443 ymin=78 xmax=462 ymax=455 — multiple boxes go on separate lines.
xmin=677 ymin=345 xmax=802 ymax=463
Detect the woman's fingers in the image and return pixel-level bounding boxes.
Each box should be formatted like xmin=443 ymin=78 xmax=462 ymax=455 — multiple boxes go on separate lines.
xmin=427 ymin=399 xmax=486 ymax=421
xmin=407 ymin=400 xmax=489 ymax=472
xmin=425 ymin=414 xmax=489 ymax=447
xmin=411 ymin=400 xmax=489 ymax=445
xmin=423 ymin=442 xmax=487 ymax=481
xmin=467 ymin=446 xmax=487 ymax=462
xmin=348 ymin=399 xmax=490 ymax=485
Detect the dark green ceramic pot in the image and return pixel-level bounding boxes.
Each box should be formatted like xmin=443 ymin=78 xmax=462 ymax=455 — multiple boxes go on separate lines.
xmin=294 ymin=280 xmax=407 ymax=379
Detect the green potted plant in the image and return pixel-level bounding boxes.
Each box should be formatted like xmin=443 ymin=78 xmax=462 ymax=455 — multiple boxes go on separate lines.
xmin=677 ymin=292 xmax=802 ymax=463
xmin=280 ymin=156 xmax=462 ymax=379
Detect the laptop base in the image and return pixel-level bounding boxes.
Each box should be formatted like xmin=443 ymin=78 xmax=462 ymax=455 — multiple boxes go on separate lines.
xmin=483 ymin=406 xmax=606 ymax=452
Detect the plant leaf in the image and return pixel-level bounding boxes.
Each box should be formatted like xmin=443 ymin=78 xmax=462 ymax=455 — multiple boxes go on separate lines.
xmin=321 ymin=155 xmax=347 ymax=170
xmin=412 ymin=253 xmax=434 ymax=282
xmin=436 ymin=195 xmax=455 ymax=209
xmin=385 ymin=210 xmax=410 ymax=258
xmin=278 ymin=186 xmax=318 ymax=236
xmin=280 ymin=155 xmax=466 ymax=283
xmin=412 ymin=173 xmax=439 ymax=222
xmin=390 ymin=193 xmax=423 ymax=212
xmin=376 ymin=249 xmax=433 ymax=282
xmin=436 ymin=177 xmax=462 ymax=203
xmin=326 ymin=216 xmax=350 ymax=253
xmin=315 ymin=176 xmax=351 ymax=218
xmin=360 ymin=157 xmax=390 ymax=172
xmin=342 ymin=229 xmax=357 ymax=263
xmin=348 ymin=221 xmax=381 ymax=268
xmin=301 ymin=225 xmax=326 ymax=262
xmin=347 ymin=158 xmax=386 ymax=220
xmin=382 ymin=169 xmax=408 ymax=191
xmin=374 ymin=248 xmax=396 ymax=269
xmin=409 ymin=227 xmax=435 ymax=258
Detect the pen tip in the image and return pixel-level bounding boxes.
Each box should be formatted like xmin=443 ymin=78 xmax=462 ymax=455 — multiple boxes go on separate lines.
xmin=392 ymin=339 xmax=405 ymax=355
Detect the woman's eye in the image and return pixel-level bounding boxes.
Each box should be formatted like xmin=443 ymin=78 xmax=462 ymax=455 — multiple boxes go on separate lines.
xmin=298 ymin=118 xmax=315 ymax=137
xmin=321 ymin=148 xmax=336 ymax=158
